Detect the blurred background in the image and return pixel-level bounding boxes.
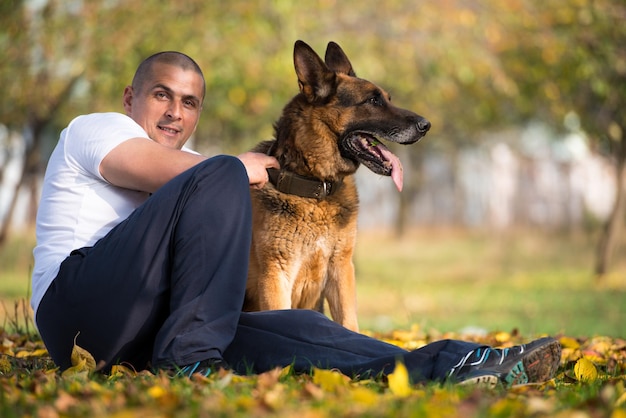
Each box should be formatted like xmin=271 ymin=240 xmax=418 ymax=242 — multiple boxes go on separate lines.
xmin=1 ymin=0 xmax=624 ymax=337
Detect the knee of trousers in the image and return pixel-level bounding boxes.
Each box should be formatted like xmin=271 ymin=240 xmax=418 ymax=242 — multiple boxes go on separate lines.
xmin=194 ymin=155 xmax=251 ymax=200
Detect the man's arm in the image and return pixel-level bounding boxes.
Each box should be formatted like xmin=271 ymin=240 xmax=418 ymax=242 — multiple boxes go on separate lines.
xmin=100 ymin=137 xmax=279 ymax=193
xmin=100 ymin=137 xmax=207 ymax=193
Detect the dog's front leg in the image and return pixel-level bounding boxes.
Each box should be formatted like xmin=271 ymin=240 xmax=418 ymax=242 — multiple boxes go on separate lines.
xmin=325 ymin=260 xmax=359 ymax=332
xmin=257 ymin=268 xmax=294 ymax=311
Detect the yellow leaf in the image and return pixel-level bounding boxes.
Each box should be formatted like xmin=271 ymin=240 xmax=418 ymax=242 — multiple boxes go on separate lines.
xmin=388 ymin=360 xmax=412 ymax=397
xmin=392 ymin=330 xmax=416 ymax=342
xmin=73 ymin=358 xmax=87 ymax=371
xmin=559 ymin=336 xmax=580 ymax=349
xmin=382 ymin=338 xmax=406 ymax=348
xmin=350 ymin=386 xmax=378 ymax=406
xmin=279 ymin=365 xmax=292 ymax=379
xmin=71 ymin=332 xmax=97 ymax=372
xmin=611 ymin=409 xmax=626 ymax=418
xmin=16 ymin=349 xmax=49 ymax=358
xmin=109 ymin=364 xmax=137 ymax=378
xmin=312 ymin=368 xmax=349 ymax=392
xmin=86 ymin=381 xmax=104 ymax=394
xmin=560 ymin=347 xmax=582 ymax=363
xmin=574 ymin=358 xmax=598 ymax=382
xmin=148 ymin=385 xmax=167 ymax=399
xmin=231 ymin=374 xmax=253 ymax=383
xmin=494 ymin=331 xmax=511 ymax=343
xmin=62 ymin=358 xmax=88 ymax=378
xmin=30 ymin=348 xmax=49 ymax=357
xmin=0 ymin=356 xmax=11 ymax=374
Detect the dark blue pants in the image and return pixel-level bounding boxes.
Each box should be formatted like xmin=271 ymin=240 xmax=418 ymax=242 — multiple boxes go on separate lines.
xmin=36 ymin=156 xmax=479 ymax=383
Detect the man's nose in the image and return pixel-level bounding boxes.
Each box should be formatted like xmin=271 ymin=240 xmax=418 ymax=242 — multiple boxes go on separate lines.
xmin=166 ymin=102 xmax=182 ymax=119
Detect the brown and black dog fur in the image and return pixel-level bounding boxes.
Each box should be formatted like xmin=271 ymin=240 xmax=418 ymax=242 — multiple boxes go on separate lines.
xmin=243 ymin=41 xmax=430 ymax=332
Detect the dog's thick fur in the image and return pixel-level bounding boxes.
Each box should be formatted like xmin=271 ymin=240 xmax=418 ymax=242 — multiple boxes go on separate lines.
xmin=243 ymin=41 xmax=430 ymax=332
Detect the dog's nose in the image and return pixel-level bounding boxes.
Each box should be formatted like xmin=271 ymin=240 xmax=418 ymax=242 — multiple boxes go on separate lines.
xmin=418 ymin=118 xmax=431 ymax=133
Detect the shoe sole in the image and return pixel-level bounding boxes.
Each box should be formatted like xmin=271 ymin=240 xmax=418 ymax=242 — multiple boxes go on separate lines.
xmin=458 ymin=374 xmax=499 ymax=389
xmin=505 ymin=338 xmax=562 ymax=386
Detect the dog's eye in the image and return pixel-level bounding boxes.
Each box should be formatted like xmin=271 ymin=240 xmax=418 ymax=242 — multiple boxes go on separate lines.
xmin=368 ymin=94 xmax=384 ymax=107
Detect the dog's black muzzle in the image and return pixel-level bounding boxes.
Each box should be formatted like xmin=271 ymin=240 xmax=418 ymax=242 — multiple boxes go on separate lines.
xmin=417 ymin=117 xmax=431 ymax=134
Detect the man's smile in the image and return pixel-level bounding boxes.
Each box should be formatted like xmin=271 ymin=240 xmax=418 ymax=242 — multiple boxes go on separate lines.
xmin=158 ymin=125 xmax=181 ymax=135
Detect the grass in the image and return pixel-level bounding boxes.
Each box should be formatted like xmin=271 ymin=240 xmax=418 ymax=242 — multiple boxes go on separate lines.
xmin=354 ymin=228 xmax=626 ymax=338
xmin=1 ymin=227 xmax=625 ymax=337
xmin=0 ymin=318 xmax=623 ymax=417
xmin=0 ymin=232 xmax=34 ymax=300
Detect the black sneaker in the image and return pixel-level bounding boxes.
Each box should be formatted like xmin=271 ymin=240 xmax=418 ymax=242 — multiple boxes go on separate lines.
xmin=448 ymin=337 xmax=561 ymax=387
xmin=172 ymin=359 xmax=227 ymax=378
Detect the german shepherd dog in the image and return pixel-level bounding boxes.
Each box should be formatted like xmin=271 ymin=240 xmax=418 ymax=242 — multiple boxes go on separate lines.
xmin=244 ymin=41 xmax=430 ymax=332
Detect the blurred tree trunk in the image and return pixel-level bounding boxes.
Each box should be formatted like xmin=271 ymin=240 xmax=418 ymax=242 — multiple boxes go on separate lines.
xmin=0 ymin=75 xmax=82 ymax=248
xmin=394 ymin=146 xmax=422 ymax=238
xmin=595 ymin=134 xmax=626 ymax=281
xmin=0 ymin=119 xmax=43 ymax=247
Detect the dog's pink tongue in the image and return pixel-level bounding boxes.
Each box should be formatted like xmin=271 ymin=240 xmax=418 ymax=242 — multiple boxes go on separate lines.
xmin=378 ymin=147 xmax=404 ymax=192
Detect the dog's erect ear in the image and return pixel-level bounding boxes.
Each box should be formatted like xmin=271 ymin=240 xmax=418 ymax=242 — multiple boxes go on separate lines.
xmin=325 ymin=42 xmax=356 ymax=77
xmin=293 ymin=40 xmax=336 ymax=102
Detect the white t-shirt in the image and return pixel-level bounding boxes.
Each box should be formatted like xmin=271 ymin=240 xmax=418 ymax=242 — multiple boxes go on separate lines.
xmin=31 ymin=112 xmax=151 ymax=314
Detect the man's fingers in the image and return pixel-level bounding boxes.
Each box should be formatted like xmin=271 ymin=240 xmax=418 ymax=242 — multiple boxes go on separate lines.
xmin=237 ymin=151 xmax=279 ymax=187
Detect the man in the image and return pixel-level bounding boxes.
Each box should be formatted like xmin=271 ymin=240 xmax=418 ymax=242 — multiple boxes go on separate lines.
xmin=32 ymin=51 xmax=561 ymax=387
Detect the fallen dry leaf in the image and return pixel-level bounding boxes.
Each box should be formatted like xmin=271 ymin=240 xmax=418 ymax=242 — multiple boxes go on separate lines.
xmin=574 ymin=358 xmax=598 ymax=382
xmin=387 ymin=360 xmax=412 ymax=397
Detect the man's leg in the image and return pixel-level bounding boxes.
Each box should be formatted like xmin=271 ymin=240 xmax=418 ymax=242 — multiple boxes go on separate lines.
xmin=224 ymin=310 xmax=481 ymax=383
xmin=224 ymin=310 xmax=560 ymax=386
xmin=36 ymin=156 xmax=251 ymax=371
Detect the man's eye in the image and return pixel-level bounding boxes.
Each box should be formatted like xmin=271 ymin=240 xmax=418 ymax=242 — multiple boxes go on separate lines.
xmin=156 ymin=92 xmax=168 ymax=99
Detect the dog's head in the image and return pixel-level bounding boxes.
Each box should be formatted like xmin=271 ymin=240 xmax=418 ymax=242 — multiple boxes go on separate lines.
xmin=274 ymin=40 xmax=430 ymax=191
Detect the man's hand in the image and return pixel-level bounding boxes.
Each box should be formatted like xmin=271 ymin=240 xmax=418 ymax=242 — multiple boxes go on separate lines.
xmin=237 ymin=152 xmax=280 ymax=189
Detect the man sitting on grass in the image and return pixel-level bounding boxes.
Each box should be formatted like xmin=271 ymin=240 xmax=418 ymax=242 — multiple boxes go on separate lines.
xmin=31 ymin=50 xmax=561 ymax=387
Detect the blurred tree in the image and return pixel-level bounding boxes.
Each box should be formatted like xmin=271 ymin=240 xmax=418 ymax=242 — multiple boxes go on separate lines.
xmin=0 ymin=0 xmax=623 ymax=280
xmin=0 ymin=0 xmax=180 ymax=244
xmin=0 ymin=0 xmax=85 ymax=243
xmin=489 ymin=0 xmax=626 ymax=279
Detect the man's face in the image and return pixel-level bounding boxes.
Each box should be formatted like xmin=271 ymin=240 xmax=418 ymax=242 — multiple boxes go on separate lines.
xmin=123 ymin=62 xmax=204 ymax=150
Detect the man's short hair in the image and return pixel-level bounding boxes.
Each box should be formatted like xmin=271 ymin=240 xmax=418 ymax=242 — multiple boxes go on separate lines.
xmin=132 ymin=51 xmax=206 ymax=99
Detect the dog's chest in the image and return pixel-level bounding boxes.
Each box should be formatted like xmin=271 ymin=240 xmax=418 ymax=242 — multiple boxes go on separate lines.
xmin=251 ymin=181 xmax=359 ymax=257
xmin=256 ymin=182 xmax=358 ymax=224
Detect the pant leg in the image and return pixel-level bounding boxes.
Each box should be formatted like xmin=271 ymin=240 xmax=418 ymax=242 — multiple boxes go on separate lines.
xmin=36 ymin=156 xmax=251 ymax=371
xmin=224 ymin=310 xmax=481 ymax=383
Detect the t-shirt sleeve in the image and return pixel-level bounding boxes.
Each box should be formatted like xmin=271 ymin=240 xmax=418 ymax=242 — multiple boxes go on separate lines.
xmin=64 ymin=113 xmax=149 ymax=181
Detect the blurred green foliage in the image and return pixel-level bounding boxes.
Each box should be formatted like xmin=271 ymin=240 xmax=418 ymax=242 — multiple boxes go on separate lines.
xmin=1 ymin=0 xmax=623 ymax=154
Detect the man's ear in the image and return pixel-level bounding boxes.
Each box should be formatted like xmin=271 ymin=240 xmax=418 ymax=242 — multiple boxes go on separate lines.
xmin=122 ymin=86 xmax=134 ymax=115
